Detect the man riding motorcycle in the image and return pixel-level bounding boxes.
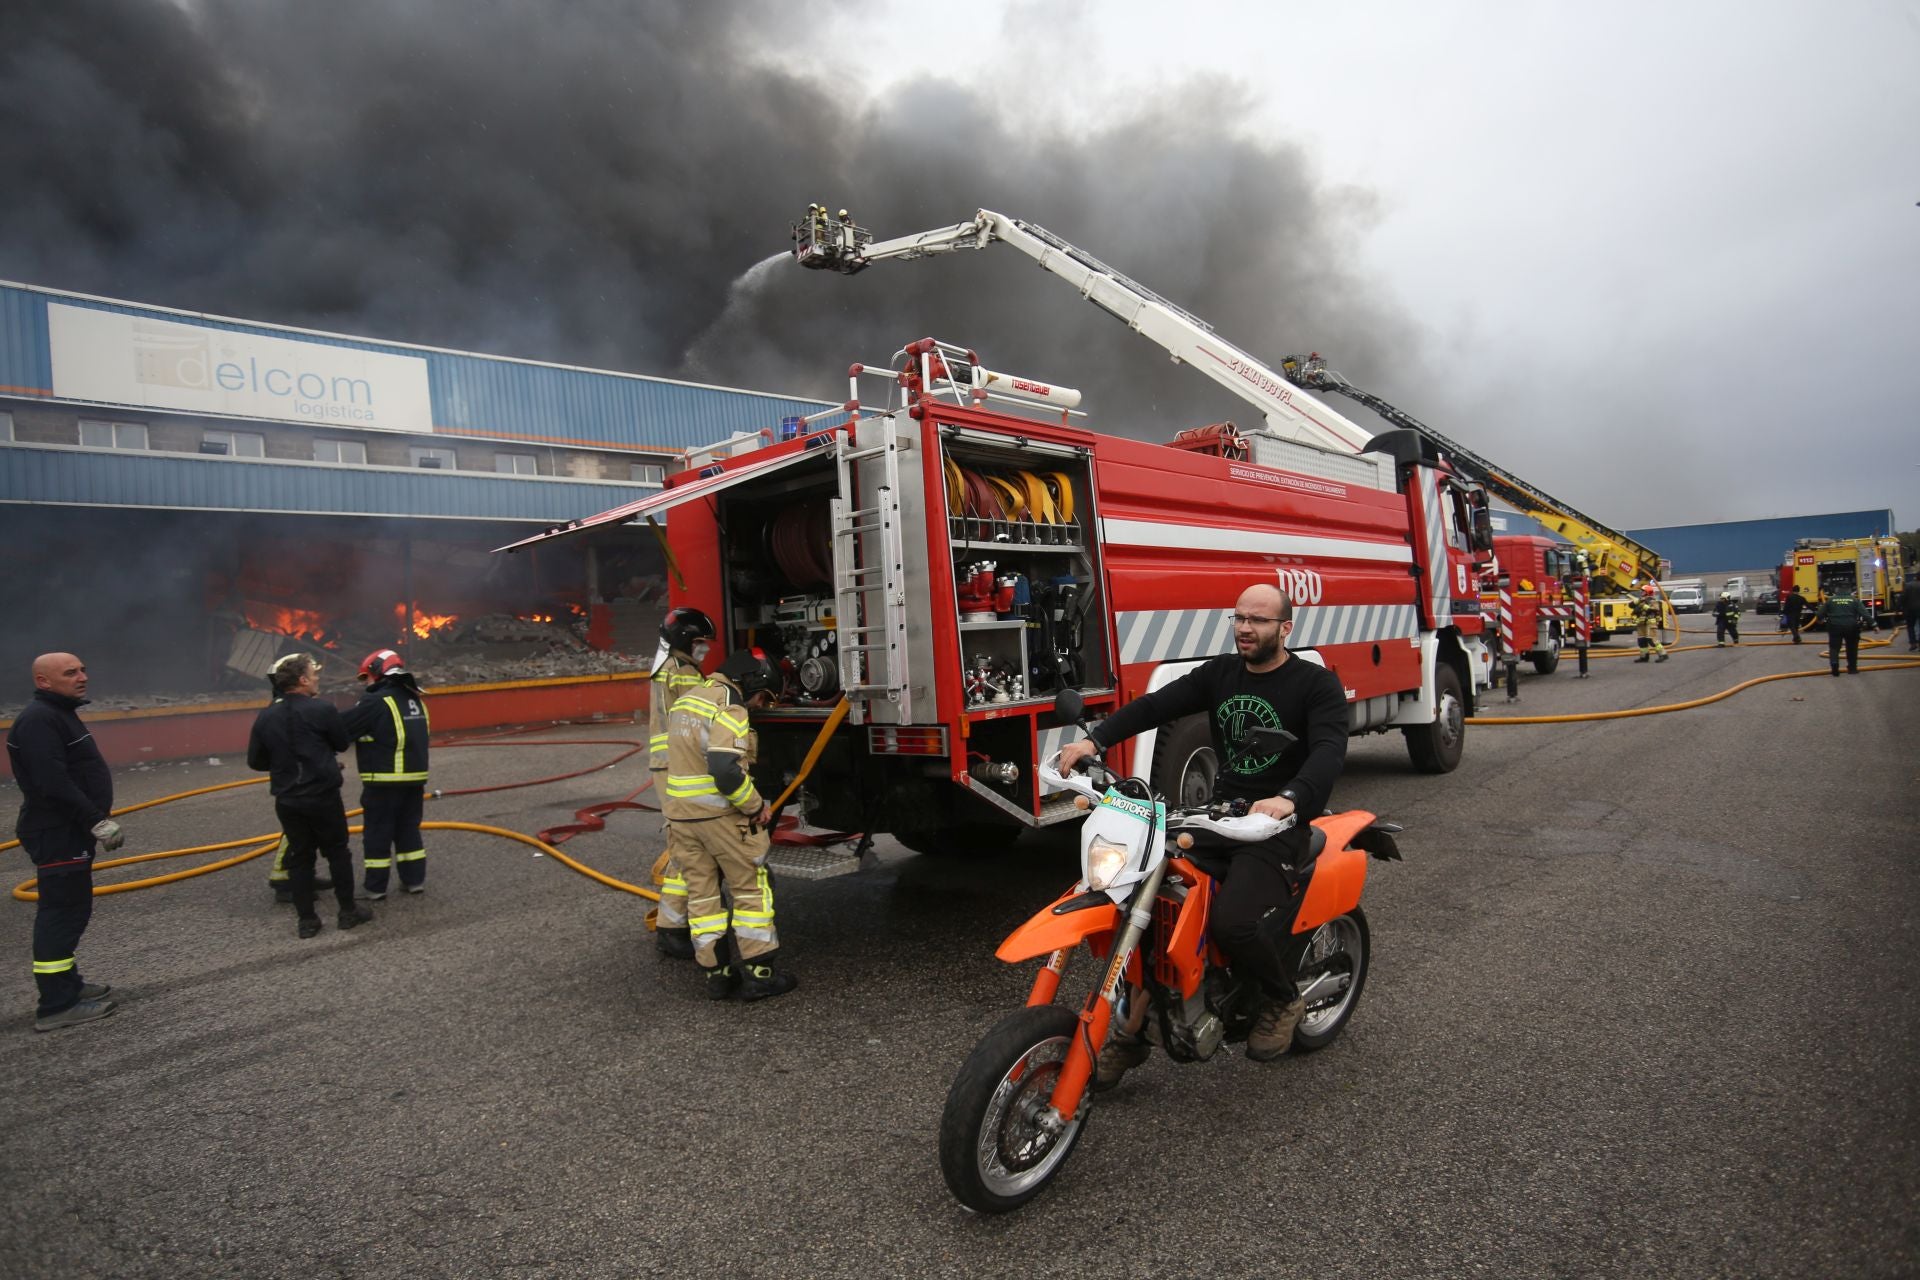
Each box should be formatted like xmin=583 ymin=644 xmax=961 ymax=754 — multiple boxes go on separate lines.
xmin=1057 ymin=583 xmax=1349 ymax=1079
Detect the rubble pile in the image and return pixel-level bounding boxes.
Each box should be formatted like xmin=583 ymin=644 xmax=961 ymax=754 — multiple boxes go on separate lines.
xmin=1 ymin=612 xmax=655 ymax=721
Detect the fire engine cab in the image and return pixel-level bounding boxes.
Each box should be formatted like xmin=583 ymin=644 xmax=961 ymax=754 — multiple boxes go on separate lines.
xmin=502 ymin=339 xmax=1495 ymax=851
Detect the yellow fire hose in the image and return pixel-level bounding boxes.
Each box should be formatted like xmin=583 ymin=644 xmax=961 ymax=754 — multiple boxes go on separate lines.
xmin=1472 ymin=634 xmax=1918 ymax=725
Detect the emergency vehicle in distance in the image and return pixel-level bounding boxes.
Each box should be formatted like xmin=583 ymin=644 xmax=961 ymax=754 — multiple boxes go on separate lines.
xmin=1272 ymin=353 xmax=1675 ymax=653
xmin=1483 ymin=533 xmax=1580 ymax=673
xmin=1780 ymin=536 xmax=1905 ymax=628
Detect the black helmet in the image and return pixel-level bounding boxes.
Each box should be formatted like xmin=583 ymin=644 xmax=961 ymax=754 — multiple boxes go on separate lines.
xmin=659 ymin=606 xmax=716 ymax=654
xmin=717 ymin=646 xmax=778 ymax=699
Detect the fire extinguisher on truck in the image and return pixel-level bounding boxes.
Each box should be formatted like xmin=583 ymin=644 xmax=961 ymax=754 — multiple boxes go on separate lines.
xmin=499 ymin=337 xmax=1498 ymax=852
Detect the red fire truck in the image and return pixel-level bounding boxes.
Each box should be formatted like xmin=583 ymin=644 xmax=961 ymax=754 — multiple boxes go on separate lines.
xmin=502 ymin=337 xmax=1497 ymax=850
xmin=1482 ymin=534 xmax=1580 ymax=674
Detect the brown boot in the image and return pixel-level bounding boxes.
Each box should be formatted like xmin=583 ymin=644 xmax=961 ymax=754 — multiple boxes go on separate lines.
xmin=1247 ymin=996 xmax=1306 ymax=1062
xmin=1092 ymin=1036 xmax=1151 ymax=1092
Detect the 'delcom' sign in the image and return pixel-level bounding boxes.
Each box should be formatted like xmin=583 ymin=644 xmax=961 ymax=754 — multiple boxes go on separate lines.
xmin=47 ymin=302 xmax=433 ymax=433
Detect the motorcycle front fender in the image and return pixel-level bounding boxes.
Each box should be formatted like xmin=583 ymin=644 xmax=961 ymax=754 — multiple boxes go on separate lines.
xmin=995 ymin=888 xmax=1121 ymax=964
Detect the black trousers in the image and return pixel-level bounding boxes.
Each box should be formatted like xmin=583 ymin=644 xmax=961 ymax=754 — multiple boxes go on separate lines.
xmin=1828 ymin=626 xmax=1861 ymax=673
xmin=1206 ymin=824 xmax=1314 ymax=1003
xmin=275 ymin=797 xmax=356 ymax=918
xmin=28 ymin=844 xmax=95 ymax=1016
xmin=1787 ymin=611 xmax=1804 ymax=642
xmin=360 ymin=785 xmax=426 ymax=892
xmin=1716 ymin=617 xmax=1740 ymax=643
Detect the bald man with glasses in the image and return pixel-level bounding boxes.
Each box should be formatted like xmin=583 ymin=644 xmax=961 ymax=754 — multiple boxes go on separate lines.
xmin=1059 ymin=583 xmax=1349 ymax=1078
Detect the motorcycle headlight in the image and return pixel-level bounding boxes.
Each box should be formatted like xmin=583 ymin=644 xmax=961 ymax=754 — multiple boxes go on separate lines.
xmin=1085 ymin=835 xmax=1131 ymax=891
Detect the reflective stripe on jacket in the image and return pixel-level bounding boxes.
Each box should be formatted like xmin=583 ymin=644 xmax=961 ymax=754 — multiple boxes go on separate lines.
xmin=648 ymin=653 xmax=703 ymax=773
xmin=662 ymin=676 xmax=764 ymax=822
xmin=347 ymin=676 xmax=430 ymax=784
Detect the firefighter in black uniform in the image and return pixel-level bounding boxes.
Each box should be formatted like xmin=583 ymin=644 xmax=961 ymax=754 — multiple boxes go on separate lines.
xmin=8 ymin=652 xmax=120 ymax=1031
xmin=345 ymin=649 xmax=431 ymax=899
xmin=248 ymin=653 xmax=373 ymax=938
xmin=1713 ymin=590 xmax=1742 ymax=646
xmin=1782 ymin=584 xmax=1809 ymax=643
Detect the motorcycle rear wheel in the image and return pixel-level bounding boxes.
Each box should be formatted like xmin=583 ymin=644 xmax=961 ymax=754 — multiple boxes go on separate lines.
xmin=938 ymin=1005 xmax=1090 ymax=1213
xmin=1293 ymin=907 xmax=1370 ymax=1052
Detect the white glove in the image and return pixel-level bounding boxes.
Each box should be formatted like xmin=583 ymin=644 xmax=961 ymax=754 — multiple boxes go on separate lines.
xmin=90 ymin=819 xmax=124 ymax=852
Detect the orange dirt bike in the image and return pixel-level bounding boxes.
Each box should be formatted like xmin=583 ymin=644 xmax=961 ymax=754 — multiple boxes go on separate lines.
xmin=937 ymin=689 xmax=1403 ymax=1213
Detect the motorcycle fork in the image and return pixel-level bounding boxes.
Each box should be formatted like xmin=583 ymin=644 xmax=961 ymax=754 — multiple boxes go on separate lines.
xmin=1026 ymin=948 xmax=1072 ymax=1007
xmin=1045 ymin=863 xmax=1169 ymax=1124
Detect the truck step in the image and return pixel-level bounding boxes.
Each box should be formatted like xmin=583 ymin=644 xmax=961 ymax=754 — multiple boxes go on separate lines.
xmin=765 ymin=841 xmax=870 ymax=880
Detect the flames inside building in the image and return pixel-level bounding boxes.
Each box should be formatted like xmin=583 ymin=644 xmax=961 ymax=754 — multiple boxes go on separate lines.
xmin=0 ymin=507 xmax=669 ymax=716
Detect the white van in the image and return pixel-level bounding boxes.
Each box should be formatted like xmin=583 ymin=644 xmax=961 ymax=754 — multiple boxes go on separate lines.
xmin=1667 ymin=585 xmax=1706 ymax=613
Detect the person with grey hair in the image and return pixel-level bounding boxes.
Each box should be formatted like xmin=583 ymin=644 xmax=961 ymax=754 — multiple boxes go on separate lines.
xmin=246 ymin=653 xmax=373 ymax=938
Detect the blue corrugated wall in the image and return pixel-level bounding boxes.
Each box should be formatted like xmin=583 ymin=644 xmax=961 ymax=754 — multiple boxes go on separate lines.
xmin=0 ymin=446 xmax=645 ymax=523
xmin=1626 ymin=510 xmax=1898 ymax=573
xmin=0 ymin=281 xmax=831 ymax=452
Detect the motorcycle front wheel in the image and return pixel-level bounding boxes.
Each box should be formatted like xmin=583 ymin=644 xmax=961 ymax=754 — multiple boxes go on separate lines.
xmin=1293 ymin=907 xmax=1370 ymax=1052
xmin=938 ymin=1005 xmax=1090 ymax=1213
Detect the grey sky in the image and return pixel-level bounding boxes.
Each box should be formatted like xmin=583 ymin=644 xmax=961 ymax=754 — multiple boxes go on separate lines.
xmin=5 ymin=0 xmax=1913 ymax=530
xmin=806 ymin=0 xmax=1920 ymax=530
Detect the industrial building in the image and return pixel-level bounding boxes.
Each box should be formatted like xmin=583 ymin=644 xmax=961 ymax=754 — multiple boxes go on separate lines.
xmin=0 ymin=280 xmax=829 ymax=721
xmin=1626 ymin=510 xmax=1900 ymax=577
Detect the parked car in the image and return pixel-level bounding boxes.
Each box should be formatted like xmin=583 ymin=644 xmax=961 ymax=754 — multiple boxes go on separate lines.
xmin=1755 ymin=589 xmax=1780 ymax=614
xmin=1668 ymin=586 xmax=1705 ymax=613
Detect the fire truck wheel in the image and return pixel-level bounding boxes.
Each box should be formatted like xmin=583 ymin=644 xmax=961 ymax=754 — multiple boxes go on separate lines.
xmin=1531 ymin=628 xmax=1562 ymax=676
xmin=893 ymin=820 xmax=1018 ymax=858
xmin=1403 ymin=662 xmax=1465 ymax=774
xmin=1150 ymin=716 xmax=1217 ymax=810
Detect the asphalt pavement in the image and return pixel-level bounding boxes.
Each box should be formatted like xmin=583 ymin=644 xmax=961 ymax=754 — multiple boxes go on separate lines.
xmin=2 ymin=628 xmax=1916 ymax=1278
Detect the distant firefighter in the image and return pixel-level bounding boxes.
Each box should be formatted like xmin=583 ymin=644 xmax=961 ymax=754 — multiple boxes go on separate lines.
xmin=347 ymin=650 xmax=430 ymax=900
xmin=1632 ymin=584 xmax=1669 ymax=663
xmin=1713 ymin=591 xmax=1742 ymax=646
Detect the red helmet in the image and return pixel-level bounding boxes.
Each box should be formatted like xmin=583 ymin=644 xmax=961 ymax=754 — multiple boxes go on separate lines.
xmin=1640 ymin=582 xmax=1657 ymax=595
xmin=359 ymin=649 xmax=406 ymax=681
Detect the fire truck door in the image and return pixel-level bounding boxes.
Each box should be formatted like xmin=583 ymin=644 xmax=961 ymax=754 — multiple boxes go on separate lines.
xmin=1406 ymin=466 xmax=1465 ymax=630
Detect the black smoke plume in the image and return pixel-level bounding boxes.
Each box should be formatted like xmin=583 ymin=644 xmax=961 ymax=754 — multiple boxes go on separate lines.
xmin=2 ymin=0 xmax=1415 ymax=437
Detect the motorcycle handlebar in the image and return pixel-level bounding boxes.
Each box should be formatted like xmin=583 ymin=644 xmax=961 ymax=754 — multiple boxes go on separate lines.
xmin=1038 ymin=756 xmax=1291 ymax=843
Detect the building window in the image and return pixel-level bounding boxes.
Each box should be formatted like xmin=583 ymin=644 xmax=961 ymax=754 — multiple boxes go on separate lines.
xmin=79 ymin=420 xmax=148 ymax=450
xmin=495 ymin=452 xmax=538 ymax=476
xmin=631 ymin=463 xmax=666 ymax=488
xmin=411 ymin=446 xmax=457 ymax=470
xmin=314 ymin=439 xmax=367 ymax=465
xmin=0 ymin=410 xmax=12 ymax=442
xmin=201 ymin=429 xmax=266 ymax=458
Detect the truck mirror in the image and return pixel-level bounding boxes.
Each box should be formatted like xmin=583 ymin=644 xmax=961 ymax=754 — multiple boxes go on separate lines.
xmin=1471 ymin=503 xmax=1495 ymax=553
xmin=1052 ymin=688 xmax=1086 ymax=726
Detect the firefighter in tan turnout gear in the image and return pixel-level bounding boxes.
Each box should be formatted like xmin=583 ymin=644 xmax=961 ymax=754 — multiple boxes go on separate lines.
xmin=648 ymin=607 xmax=716 ymax=959
xmin=662 ymin=647 xmax=797 ymax=1000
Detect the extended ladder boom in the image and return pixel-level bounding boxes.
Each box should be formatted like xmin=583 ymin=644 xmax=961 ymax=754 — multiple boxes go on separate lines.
xmin=1279 ymin=354 xmax=1666 ymax=591
xmin=792 ymin=206 xmax=1377 ymax=455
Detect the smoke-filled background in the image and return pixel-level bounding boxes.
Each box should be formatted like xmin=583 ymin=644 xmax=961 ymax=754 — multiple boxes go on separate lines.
xmin=4 ymin=0 xmax=1916 ymax=526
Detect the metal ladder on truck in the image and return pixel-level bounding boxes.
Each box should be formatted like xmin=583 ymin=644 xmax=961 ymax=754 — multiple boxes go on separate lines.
xmin=830 ymin=425 xmax=911 ymax=726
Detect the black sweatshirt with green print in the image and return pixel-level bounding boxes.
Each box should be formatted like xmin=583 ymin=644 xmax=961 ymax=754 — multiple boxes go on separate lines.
xmin=1087 ymin=653 xmax=1350 ymax=814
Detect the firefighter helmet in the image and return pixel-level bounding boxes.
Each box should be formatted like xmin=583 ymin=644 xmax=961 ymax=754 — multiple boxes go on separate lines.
xmin=1641 ymin=582 xmax=1657 ymax=596
xmin=717 ymin=646 xmax=778 ymax=699
xmin=659 ymin=607 xmax=716 ymax=655
xmin=359 ymin=649 xmax=406 ymax=681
